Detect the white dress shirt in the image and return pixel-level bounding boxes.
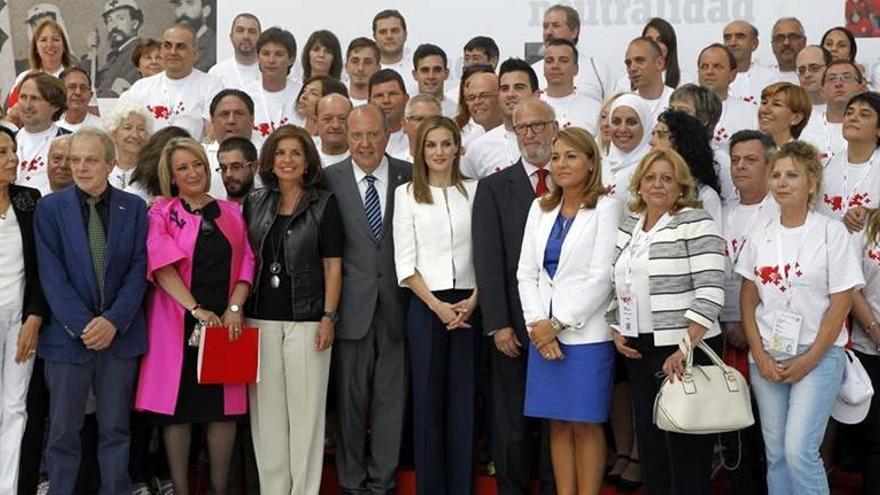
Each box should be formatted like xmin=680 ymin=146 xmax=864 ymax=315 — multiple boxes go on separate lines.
xmin=393 ymin=180 xmax=478 ymax=290
xmin=386 ymin=130 xmax=410 ymax=162
xmin=353 ymin=156 xmax=390 ymax=216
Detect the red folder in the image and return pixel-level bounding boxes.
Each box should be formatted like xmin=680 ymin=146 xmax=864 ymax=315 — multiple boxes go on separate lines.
xmin=197 ymin=326 xmax=260 ymax=384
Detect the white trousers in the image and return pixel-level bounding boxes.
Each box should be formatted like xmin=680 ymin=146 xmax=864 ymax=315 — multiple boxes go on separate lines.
xmin=0 ymin=309 xmax=35 ymax=494
xmin=247 ymin=319 xmax=331 ymax=495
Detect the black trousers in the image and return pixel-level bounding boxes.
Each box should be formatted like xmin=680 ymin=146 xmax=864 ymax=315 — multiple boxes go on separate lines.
xmin=489 ymin=343 xmax=555 ymax=495
xmin=408 ymin=290 xmax=478 ymax=495
xmin=624 ymin=335 xmax=721 ymax=495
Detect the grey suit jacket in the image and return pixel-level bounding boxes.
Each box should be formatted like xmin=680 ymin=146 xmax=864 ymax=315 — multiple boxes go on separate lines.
xmin=322 ymin=155 xmax=412 ymax=341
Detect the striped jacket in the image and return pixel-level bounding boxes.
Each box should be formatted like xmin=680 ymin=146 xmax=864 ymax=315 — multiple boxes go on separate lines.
xmin=606 ymin=207 xmax=725 ymax=346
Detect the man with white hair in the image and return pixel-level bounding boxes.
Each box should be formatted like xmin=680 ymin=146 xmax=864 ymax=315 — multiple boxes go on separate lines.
xmin=401 ymin=93 xmax=443 ymax=162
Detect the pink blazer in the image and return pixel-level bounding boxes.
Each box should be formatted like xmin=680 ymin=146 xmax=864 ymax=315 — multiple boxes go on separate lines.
xmin=135 ymin=197 xmax=255 ymax=416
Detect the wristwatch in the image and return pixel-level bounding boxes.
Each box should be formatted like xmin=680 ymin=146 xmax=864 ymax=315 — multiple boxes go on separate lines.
xmin=323 ymin=311 xmax=339 ymax=323
xmin=229 ymin=304 xmax=241 ymax=313
xmin=549 ymin=317 xmax=567 ymax=333
xmin=189 ymin=303 xmax=202 ymax=317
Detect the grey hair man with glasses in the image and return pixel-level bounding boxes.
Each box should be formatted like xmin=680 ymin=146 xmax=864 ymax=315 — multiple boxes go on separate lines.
xmin=800 ymin=60 xmax=866 ymax=162
xmin=472 ymin=97 xmax=559 ymax=495
xmin=796 ymin=45 xmax=833 ymax=106
xmin=321 ymin=103 xmax=411 ymax=495
xmin=401 ymin=93 xmax=442 ymax=162
xmin=770 ymin=17 xmax=807 ymax=83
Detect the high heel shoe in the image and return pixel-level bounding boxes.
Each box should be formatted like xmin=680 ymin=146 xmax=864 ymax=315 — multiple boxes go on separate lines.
xmin=605 ymin=453 xmax=630 ymax=485
xmin=616 ymin=458 xmax=643 ymax=492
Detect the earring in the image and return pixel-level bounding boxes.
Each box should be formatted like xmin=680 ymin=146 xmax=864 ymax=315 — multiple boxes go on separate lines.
xmin=679 ymin=192 xmax=684 ymax=197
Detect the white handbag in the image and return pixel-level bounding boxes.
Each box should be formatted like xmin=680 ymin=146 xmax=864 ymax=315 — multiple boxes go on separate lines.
xmin=653 ymin=334 xmax=755 ymax=434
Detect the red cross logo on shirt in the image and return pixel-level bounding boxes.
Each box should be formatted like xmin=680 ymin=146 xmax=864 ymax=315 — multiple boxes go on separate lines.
xmin=823 ymin=194 xmax=844 ymax=212
xmin=754 ymin=262 xmax=802 ymax=291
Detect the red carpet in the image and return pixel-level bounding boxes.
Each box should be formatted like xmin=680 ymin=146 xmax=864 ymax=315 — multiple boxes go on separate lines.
xmin=317 ymin=467 xmax=865 ymax=494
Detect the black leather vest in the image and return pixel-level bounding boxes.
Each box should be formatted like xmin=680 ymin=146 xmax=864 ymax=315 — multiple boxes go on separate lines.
xmin=243 ymin=187 xmax=333 ymax=320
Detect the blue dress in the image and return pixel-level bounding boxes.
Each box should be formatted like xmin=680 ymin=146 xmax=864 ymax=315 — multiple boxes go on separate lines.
xmin=523 ymin=213 xmax=615 ymax=423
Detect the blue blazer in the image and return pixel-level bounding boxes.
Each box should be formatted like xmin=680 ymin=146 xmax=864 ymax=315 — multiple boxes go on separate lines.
xmin=33 ymin=186 xmax=148 ymax=364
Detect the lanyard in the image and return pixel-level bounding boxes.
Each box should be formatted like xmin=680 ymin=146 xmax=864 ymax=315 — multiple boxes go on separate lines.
xmin=843 ymin=147 xmax=878 ymax=209
xmin=725 ymin=200 xmax=765 ymax=266
xmin=257 ymin=86 xmax=287 ymax=133
xmin=622 ymin=213 xmax=672 ymax=292
xmin=773 ymin=215 xmax=810 ymax=307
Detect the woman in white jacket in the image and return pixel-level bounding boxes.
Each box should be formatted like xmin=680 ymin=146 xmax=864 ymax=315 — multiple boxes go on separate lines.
xmin=518 ymin=127 xmax=622 ymax=494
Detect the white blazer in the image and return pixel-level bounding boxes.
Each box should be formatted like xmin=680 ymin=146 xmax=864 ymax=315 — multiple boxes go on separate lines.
xmin=393 ymin=180 xmax=478 ymax=290
xmin=517 ymin=196 xmax=622 ymax=345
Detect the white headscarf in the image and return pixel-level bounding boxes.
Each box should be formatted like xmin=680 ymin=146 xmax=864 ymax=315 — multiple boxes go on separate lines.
xmin=605 ymin=94 xmax=656 ymax=173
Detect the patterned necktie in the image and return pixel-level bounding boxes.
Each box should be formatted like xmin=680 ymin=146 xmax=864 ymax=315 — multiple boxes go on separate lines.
xmin=364 ymin=175 xmax=382 ymax=239
xmin=86 ymin=196 xmax=107 ymax=309
xmin=535 ymin=168 xmax=549 ymax=197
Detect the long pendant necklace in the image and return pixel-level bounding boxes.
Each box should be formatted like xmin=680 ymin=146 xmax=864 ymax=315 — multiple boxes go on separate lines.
xmin=268 ymin=193 xmax=302 ymax=289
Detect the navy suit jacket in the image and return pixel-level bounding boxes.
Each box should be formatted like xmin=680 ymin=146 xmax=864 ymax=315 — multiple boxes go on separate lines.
xmin=34 ymin=185 xmax=148 ymax=364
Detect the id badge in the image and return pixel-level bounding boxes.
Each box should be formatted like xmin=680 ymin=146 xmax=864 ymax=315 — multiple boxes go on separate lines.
xmin=768 ymin=310 xmax=802 ymax=357
xmin=618 ymin=294 xmax=639 ymax=337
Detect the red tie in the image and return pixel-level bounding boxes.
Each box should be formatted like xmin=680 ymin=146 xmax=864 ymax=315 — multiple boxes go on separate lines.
xmin=535 ymin=168 xmax=549 ymax=197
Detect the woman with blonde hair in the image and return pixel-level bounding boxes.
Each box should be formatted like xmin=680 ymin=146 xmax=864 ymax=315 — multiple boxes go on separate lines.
xmin=738 ymin=141 xmax=862 ymax=495
xmin=517 ymin=126 xmax=622 ymax=494
xmin=135 ymin=137 xmax=255 ymax=495
xmin=607 ymin=148 xmax=726 ymax=494
xmin=393 ymin=116 xmax=479 ymax=494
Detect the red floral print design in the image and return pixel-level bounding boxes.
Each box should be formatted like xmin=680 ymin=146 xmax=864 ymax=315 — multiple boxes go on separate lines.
xmin=754 ymin=262 xmax=802 ymax=292
xmin=147 ymin=101 xmax=186 ymax=121
xmin=849 ymin=192 xmax=871 ymax=208
xmin=254 ymin=117 xmax=291 ymax=137
xmin=714 ymin=127 xmax=729 ymax=143
xmin=19 ymin=157 xmax=45 ymax=182
xmin=868 ymin=248 xmax=880 ymax=264
xmin=823 ymin=194 xmax=844 ymax=211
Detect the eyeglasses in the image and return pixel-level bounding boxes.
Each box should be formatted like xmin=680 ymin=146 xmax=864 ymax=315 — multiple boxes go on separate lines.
xmin=463 ymin=91 xmax=498 ymax=104
xmin=826 ymin=73 xmax=858 ymax=84
xmin=216 ymin=161 xmax=253 ymax=174
xmin=349 ymin=131 xmax=383 ymax=141
xmin=796 ymin=63 xmax=825 ymax=75
xmin=513 ymin=120 xmax=554 ymax=136
xmin=772 ymin=33 xmax=804 ymax=44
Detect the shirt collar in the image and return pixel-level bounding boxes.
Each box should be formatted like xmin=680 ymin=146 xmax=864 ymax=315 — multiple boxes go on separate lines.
xmin=75 ymin=184 xmax=112 ymax=206
xmin=522 ymin=159 xmax=549 ymax=177
xmin=352 ymin=155 xmax=389 ymax=184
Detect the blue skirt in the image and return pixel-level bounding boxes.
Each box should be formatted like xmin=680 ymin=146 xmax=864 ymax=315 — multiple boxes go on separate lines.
xmin=524 ymin=340 xmax=615 ymax=423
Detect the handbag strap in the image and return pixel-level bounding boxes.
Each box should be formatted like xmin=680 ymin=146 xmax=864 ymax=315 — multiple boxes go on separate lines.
xmin=682 ymin=332 xmax=742 ymax=392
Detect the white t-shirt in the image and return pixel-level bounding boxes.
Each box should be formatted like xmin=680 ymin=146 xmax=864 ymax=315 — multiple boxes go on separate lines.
xmin=602 ymin=161 xmax=638 ymax=204
xmin=853 ymin=232 xmax=880 ymax=356
xmin=714 ymin=147 xmax=736 ymax=207
xmin=244 ymin=80 xmax=301 ymax=150
xmin=460 ymin=125 xmax=520 ymax=179
xmin=118 ymin=70 xmax=223 ymax=141
xmin=541 ymin=91 xmax=600 ymax=134
xmin=380 ymin=58 xmax=418 ymax=95
xmin=735 ymin=212 xmax=864 ymax=354
xmin=799 ymin=111 xmax=845 ymax=164
xmin=319 ymin=148 xmax=350 ymax=168
xmin=386 ymin=130 xmax=410 ymax=162
xmin=16 ymin=125 xmax=61 ymax=194
xmin=0 ymin=209 xmax=25 ymax=311
xmin=208 ymin=57 xmax=261 ymax=90
xmin=461 ymin=119 xmax=485 ymax=151
xmin=818 ymin=148 xmax=880 ymax=220
xmin=440 ymin=96 xmax=458 ymax=118
xmin=57 ymin=112 xmax=104 ymax=133
xmin=699 ymin=185 xmax=723 ymax=226
xmin=533 ymin=53 xmax=613 ymax=103
xmin=720 ymin=196 xmax=779 ymax=322
xmin=728 ymin=63 xmax=779 ymax=106
xmin=637 ymin=85 xmax=674 ymax=123
xmin=714 ymin=98 xmax=758 ymax=149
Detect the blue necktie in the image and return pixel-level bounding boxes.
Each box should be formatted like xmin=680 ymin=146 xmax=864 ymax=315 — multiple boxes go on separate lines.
xmin=364 ymin=175 xmax=382 ymax=239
